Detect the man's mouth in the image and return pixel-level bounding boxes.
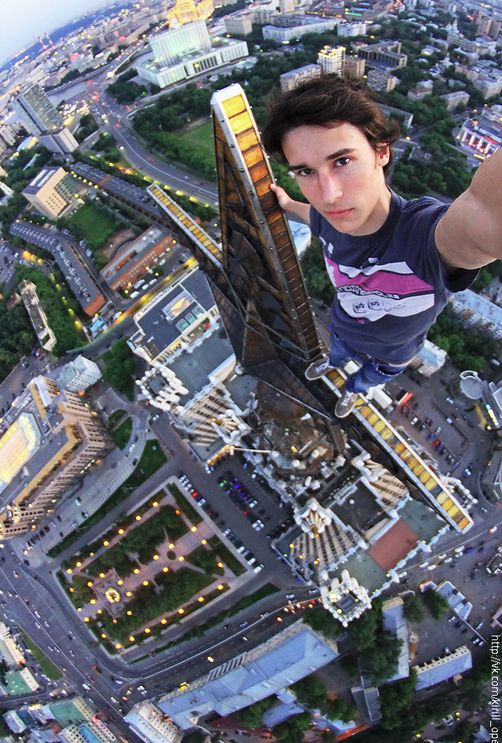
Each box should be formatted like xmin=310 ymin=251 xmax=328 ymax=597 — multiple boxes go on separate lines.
xmin=325 ymin=208 xmax=353 ymax=218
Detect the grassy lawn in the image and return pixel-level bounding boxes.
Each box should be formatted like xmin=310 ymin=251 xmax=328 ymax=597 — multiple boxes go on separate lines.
xmin=108 ymin=409 xmax=127 ymax=427
xmin=127 ymin=440 xmax=167 ymax=486
xmin=67 ymin=203 xmax=120 ymax=252
xmin=168 ymin=483 xmax=202 ymax=524
xmin=110 ymin=417 xmax=132 ymax=449
xmin=19 ymin=630 xmax=62 ymax=680
xmin=208 ymin=535 xmax=245 ymax=577
xmin=178 ymin=119 xmax=215 ymax=162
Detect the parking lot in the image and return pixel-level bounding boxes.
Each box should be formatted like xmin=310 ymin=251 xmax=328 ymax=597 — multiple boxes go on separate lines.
xmin=386 ymin=365 xmax=493 ymax=497
xmin=176 ymin=460 xmax=296 ymax=587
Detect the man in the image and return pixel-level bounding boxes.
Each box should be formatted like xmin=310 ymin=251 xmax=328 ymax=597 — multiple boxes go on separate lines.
xmin=261 ymin=74 xmax=501 ymax=418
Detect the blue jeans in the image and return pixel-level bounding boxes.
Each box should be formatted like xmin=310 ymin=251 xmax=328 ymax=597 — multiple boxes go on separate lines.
xmin=328 ymin=328 xmax=409 ymax=394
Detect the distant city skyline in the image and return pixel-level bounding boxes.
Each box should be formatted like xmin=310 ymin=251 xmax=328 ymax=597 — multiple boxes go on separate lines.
xmin=1 ymin=0 xmax=113 ymax=65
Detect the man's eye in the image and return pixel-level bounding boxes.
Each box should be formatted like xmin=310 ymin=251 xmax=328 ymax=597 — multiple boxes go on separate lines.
xmin=335 ymin=157 xmax=350 ymax=167
xmin=296 ymin=168 xmax=314 ymax=177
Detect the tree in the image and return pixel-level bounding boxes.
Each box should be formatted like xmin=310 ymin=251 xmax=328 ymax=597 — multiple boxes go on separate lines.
xmin=364 ymin=632 xmax=402 ymax=684
xmin=422 ymin=588 xmax=449 ymax=619
xmin=347 ymin=604 xmax=380 ymax=652
xmin=273 ymin=712 xmax=311 ymax=741
xmin=403 ymin=594 xmax=424 ymax=623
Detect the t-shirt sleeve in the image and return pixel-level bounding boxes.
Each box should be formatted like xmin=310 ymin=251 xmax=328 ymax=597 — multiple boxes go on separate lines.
xmin=309 ymin=207 xmax=321 ymax=238
xmin=401 ymin=198 xmax=478 ymax=293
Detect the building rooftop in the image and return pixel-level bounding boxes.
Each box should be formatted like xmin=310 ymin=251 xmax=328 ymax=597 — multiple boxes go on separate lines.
xmin=158 ymin=623 xmax=338 ymax=730
xmin=367 ymin=519 xmax=418 ymax=571
xmin=382 ymin=597 xmax=409 ymax=680
xmin=133 ymin=269 xmax=216 ymax=359
xmin=23 ymin=166 xmax=61 ymax=195
xmin=414 ymin=646 xmax=472 ymax=690
xmin=169 ymin=331 xmax=234 ymax=402
xmin=9 ymin=221 xmax=104 ymax=314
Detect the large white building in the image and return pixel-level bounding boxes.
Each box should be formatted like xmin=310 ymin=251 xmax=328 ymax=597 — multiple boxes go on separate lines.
xmin=280 ymin=64 xmax=320 ymax=92
xmin=55 ymin=355 xmax=102 ymax=392
xmin=137 ymin=21 xmax=248 ymax=89
xmin=317 ymin=45 xmax=346 ymax=75
xmin=12 ymin=84 xmax=63 ymax=135
xmin=125 ymin=702 xmax=182 ymax=743
xmin=262 ymin=15 xmax=337 ymax=42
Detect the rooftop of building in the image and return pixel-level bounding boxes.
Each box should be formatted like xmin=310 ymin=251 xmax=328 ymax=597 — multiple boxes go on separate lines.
xmin=100 ymin=225 xmax=173 ymax=280
xmin=23 ymin=166 xmax=62 ymax=194
xmin=158 ymin=623 xmax=338 ymax=729
xmin=47 ymin=699 xmax=90 ymax=727
xmin=268 ymin=14 xmax=333 ymax=27
xmin=132 ymin=268 xmax=216 ymax=359
xmin=10 ymin=222 xmax=103 ymax=307
xmin=452 ymin=288 xmax=502 ymax=324
xmin=414 ymin=646 xmax=472 ymax=690
xmin=169 ymin=330 xmax=235 ymax=403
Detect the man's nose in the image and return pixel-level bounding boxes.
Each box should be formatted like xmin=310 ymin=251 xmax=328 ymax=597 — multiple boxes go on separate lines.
xmin=318 ymin=172 xmax=342 ymax=203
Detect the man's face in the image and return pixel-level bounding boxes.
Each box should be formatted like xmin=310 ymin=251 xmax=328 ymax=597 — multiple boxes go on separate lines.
xmin=282 ymin=122 xmax=391 ymax=236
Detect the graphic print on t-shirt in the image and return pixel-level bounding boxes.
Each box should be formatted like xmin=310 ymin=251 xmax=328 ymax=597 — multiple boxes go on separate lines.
xmin=322 ymin=240 xmax=435 ymax=322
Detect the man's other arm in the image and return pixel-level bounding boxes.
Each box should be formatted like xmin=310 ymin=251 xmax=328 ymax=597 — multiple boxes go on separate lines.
xmin=270 ymin=183 xmax=311 ymax=225
xmin=435 ymin=148 xmax=502 ymax=270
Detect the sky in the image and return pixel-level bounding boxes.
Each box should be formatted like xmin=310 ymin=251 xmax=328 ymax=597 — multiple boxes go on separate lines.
xmin=1 ymin=0 xmax=113 ymax=64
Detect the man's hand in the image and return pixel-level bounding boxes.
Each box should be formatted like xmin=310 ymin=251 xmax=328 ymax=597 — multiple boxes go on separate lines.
xmin=270 ymin=182 xmax=292 ymax=210
xmin=270 ymin=182 xmax=311 ymax=225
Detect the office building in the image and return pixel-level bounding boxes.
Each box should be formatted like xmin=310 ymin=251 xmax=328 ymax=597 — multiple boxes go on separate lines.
xmin=263 ymin=15 xmax=337 ymax=42
xmin=317 ymin=45 xmax=346 ymax=75
xmin=0 ymin=376 xmax=111 ymax=539
xmin=457 ymin=105 xmax=502 ymax=158
xmin=10 ymin=221 xmax=106 ymax=316
xmin=409 ymin=338 xmax=447 ymax=377
xmin=280 ymin=64 xmax=321 ymax=92
xmin=440 ymin=90 xmax=470 ymax=112
xmin=450 ymin=289 xmax=502 ymax=339
xmin=344 ymin=55 xmax=366 ymax=77
xmin=21 ymin=166 xmax=76 ymax=219
xmin=137 ymin=21 xmax=248 ymax=89
xmin=407 ymin=79 xmax=433 ymax=102
xmin=55 ymin=355 xmax=102 ymax=393
xmin=13 ymin=84 xmax=63 ymax=135
xmin=367 ymin=67 xmax=398 ymax=93
xmin=357 ymin=40 xmax=408 ymax=69
xmin=337 ymin=20 xmax=367 ymax=36
xmin=166 ymin=0 xmax=214 ymax=26
xmin=0 ymin=123 xmax=19 ymax=147
xmin=129 ymin=266 xmax=220 ymax=366
xmin=158 ymin=622 xmax=338 ymax=730
xmin=225 ymin=14 xmax=253 ymax=36
xmin=100 ymin=226 xmax=177 ymax=292
xmin=414 ymin=646 xmax=472 ymax=690
xmin=125 ymin=702 xmax=183 ymax=743
xmin=39 ymin=126 xmax=79 ymax=155
xmin=150 ymin=22 xmax=211 ymax=65
xmin=19 ymin=279 xmax=57 ymax=352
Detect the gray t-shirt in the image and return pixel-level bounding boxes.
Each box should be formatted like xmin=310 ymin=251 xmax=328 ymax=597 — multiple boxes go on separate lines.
xmin=310 ymin=190 xmax=478 ymax=364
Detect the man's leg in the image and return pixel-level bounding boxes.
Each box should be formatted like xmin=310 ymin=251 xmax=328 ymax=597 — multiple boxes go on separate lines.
xmin=346 ymin=359 xmax=408 ymax=394
xmin=305 ymin=329 xmax=355 ymax=381
xmin=335 ymin=360 xmax=408 ymax=418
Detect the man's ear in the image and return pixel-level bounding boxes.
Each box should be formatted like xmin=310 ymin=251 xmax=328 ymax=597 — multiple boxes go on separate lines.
xmin=377 ymin=144 xmax=390 ymax=166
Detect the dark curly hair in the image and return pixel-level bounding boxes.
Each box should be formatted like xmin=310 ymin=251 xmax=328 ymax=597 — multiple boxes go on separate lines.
xmin=261 ymin=74 xmax=401 ymax=175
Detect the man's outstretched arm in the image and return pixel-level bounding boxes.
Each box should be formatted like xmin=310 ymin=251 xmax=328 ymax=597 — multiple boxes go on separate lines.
xmin=435 ymin=148 xmax=502 ymax=270
xmin=270 ymin=183 xmax=311 ymax=225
